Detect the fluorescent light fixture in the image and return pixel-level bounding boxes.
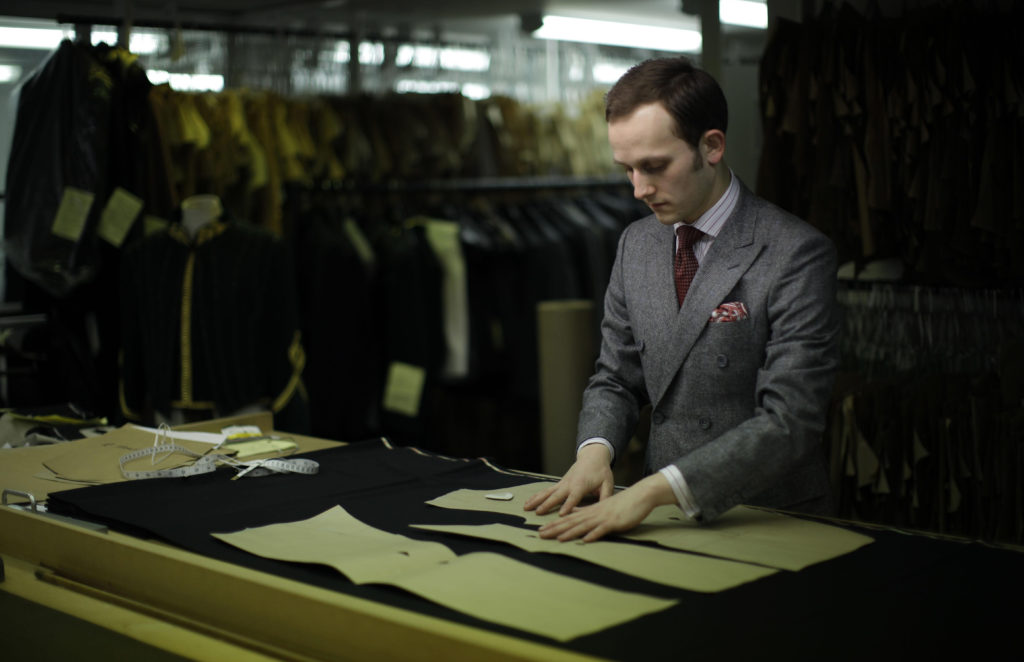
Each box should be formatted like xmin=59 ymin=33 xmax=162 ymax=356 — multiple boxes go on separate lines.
xmin=395 ymin=44 xmax=490 ymax=72
xmin=0 ymin=26 xmax=69 ymax=50
xmin=395 ymin=78 xmax=490 ymax=100
xmin=460 ymin=82 xmax=491 ymax=100
xmin=720 ymin=0 xmax=768 ymax=29
xmin=533 ymin=16 xmax=701 ymax=53
xmin=0 ymin=64 xmax=23 ymax=83
xmin=92 ymin=31 xmax=164 ymax=55
xmin=440 ymin=46 xmax=490 ymax=72
xmin=147 ymin=70 xmax=224 ymax=92
xmin=0 ymin=26 xmax=167 ymax=54
xmin=332 ymin=41 xmax=385 ymax=65
xmin=396 ymin=79 xmax=460 ymax=94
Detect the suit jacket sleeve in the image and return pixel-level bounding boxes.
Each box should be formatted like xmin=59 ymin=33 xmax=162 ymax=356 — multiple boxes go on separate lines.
xmin=575 ymin=222 xmax=651 ymax=459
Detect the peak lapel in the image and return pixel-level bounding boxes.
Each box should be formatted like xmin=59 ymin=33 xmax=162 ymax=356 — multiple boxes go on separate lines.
xmin=648 ymin=188 xmax=765 ymax=408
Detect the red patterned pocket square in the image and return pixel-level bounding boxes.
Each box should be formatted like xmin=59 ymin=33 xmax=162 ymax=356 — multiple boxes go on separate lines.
xmin=709 ymin=301 xmax=748 ymax=323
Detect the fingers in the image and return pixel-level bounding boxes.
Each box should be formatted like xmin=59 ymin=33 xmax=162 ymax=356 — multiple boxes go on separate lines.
xmin=525 ymin=482 xmax=571 ymax=515
xmin=557 ymin=489 xmax=585 ymax=516
xmin=538 ymin=507 xmax=610 ymax=543
xmin=523 ymin=483 xmax=557 ymax=511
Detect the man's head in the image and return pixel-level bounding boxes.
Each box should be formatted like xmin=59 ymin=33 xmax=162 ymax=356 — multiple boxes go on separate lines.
xmin=605 ymin=58 xmax=730 ymax=226
xmin=605 ymin=57 xmax=728 ymax=151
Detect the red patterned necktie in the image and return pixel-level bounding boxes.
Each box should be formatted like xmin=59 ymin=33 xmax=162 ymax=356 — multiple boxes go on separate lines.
xmin=674 ymin=225 xmax=703 ymax=307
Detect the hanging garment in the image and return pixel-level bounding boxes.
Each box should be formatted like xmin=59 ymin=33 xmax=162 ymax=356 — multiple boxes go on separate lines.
xmin=119 ymin=219 xmax=308 ymax=430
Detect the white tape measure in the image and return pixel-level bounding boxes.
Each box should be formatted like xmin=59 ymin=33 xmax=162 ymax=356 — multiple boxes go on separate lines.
xmin=119 ymin=443 xmax=318 ymax=481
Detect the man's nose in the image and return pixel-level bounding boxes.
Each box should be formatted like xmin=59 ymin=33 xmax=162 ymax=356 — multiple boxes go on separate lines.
xmin=632 ymin=175 xmax=653 ymax=200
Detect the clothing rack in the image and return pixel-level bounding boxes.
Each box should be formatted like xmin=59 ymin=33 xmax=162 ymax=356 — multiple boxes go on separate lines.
xmin=55 ymin=14 xmax=364 ymax=42
xmin=830 ymin=281 xmax=1024 ymax=543
xmin=338 ymin=174 xmax=630 ymax=194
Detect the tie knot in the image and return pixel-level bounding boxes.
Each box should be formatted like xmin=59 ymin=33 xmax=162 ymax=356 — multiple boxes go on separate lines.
xmin=676 ymin=224 xmax=703 ymax=249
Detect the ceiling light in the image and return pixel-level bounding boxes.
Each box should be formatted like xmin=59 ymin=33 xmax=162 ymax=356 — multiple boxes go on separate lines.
xmin=91 ymin=31 xmax=164 ymax=55
xmin=0 ymin=26 xmax=69 ymax=50
xmin=720 ymin=0 xmax=769 ymax=29
xmin=147 ymin=70 xmax=224 ymax=92
xmin=0 ymin=64 xmax=23 ymax=83
xmin=533 ymin=16 xmax=701 ymax=53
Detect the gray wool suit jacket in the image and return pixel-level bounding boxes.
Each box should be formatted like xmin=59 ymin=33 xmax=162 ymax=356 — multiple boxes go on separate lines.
xmin=577 ymin=181 xmax=840 ymax=522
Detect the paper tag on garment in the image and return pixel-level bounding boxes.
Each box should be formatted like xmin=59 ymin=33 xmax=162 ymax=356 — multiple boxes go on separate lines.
xmin=51 ymin=187 xmax=95 ymax=241
xmin=97 ymin=187 xmax=144 ymax=247
xmin=143 ymin=215 xmax=170 ymax=236
xmin=382 ymin=362 xmax=426 ymax=417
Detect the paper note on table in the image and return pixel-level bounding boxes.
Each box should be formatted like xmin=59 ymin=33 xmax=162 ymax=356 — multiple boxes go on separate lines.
xmin=413 ymin=522 xmax=776 ymax=592
xmin=213 ymin=505 xmax=676 ymax=641
xmin=427 ymin=482 xmax=873 ymax=571
xmin=226 ymin=438 xmax=298 ymax=459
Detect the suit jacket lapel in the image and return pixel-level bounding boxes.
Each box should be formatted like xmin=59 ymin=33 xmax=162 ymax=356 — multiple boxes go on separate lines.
xmin=649 ymin=184 xmax=766 ymax=408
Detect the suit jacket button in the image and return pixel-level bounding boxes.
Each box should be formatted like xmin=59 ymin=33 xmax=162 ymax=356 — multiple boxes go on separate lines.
xmin=699 ymin=417 xmax=711 ymax=430
xmin=652 ymin=411 xmax=665 ymax=425
xmin=716 ymin=354 xmax=728 ymax=368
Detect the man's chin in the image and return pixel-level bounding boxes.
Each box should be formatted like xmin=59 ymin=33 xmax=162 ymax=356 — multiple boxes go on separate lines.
xmin=651 ymin=211 xmax=677 ymax=226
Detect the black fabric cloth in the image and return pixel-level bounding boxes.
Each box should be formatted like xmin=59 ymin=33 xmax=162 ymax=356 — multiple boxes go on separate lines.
xmin=45 ymin=440 xmax=1024 ymax=660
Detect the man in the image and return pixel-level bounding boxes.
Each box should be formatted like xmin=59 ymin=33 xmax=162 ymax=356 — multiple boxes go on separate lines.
xmin=524 ymin=57 xmax=839 ymax=542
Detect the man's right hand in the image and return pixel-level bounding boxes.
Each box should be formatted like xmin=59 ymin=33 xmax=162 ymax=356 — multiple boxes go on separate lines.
xmin=523 ymin=443 xmax=615 ymax=516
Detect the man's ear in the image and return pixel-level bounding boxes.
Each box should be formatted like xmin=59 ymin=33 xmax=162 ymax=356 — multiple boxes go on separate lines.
xmin=702 ymin=129 xmax=726 ymax=165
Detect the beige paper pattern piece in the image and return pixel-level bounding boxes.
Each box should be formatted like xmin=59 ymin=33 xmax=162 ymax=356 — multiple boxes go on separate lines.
xmin=428 ymin=482 xmax=873 ymax=571
xmin=394 ymin=552 xmax=675 ymax=642
xmin=425 ymin=481 xmax=561 ymax=526
xmin=214 ymin=505 xmax=457 ymax=583
xmin=213 ymin=506 xmax=676 ymax=641
xmin=413 ymin=522 xmax=777 ymax=592
xmin=625 ymin=504 xmax=874 ymax=571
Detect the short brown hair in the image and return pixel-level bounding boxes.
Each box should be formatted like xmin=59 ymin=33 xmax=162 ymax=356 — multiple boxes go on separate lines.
xmin=605 ymin=57 xmax=728 ymax=149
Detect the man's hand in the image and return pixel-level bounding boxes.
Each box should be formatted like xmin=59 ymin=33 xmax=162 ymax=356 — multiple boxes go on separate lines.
xmin=537 ymin=472 xmax=677 ymax=543
xmin=523 ymin=444 xmax=614 ymax=516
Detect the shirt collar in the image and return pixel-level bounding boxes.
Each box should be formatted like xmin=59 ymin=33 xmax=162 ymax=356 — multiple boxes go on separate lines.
xmin=673 ymin=169 xmax=738 ymax=238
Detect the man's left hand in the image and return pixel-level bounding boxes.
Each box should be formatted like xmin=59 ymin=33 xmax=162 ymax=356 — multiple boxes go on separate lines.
xmin=537 ymin=472 xmax=677 ymax=542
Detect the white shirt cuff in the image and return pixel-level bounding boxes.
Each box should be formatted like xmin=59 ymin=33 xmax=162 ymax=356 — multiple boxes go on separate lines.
xmin=659 ymin=465 xmax=702 ymax=520
xmin=577 ymin=437 xmax=615 ymax=463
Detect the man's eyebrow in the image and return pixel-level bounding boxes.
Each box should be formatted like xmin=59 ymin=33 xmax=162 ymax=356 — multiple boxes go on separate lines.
xmin=614 ymin=157 xmax=668 ymax=168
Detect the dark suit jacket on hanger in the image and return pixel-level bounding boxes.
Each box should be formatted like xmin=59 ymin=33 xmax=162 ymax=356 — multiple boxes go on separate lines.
xmin=577 ymin=181 xmax=840 ymax=522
